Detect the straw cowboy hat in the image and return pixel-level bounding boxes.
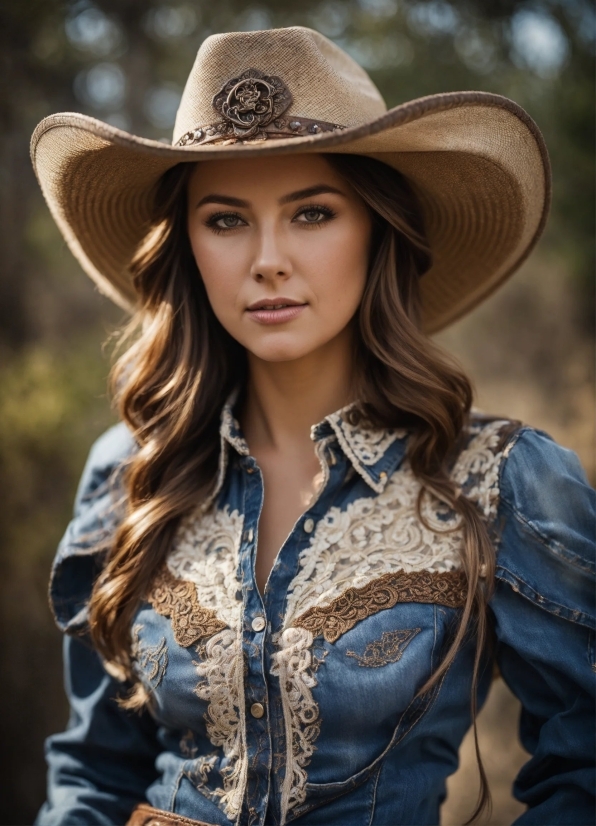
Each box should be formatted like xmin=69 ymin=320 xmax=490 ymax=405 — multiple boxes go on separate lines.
xmin=31 ymin=26 xmax=550 ymax=333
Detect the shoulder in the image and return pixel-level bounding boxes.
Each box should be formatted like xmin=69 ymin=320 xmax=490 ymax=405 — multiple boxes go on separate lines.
xmin=49 ymin=422 xmax=137 ymax=635
xmin=74 ymin=421 xmax=136 ymax=513
xmin=493 ymin=424 xmax=595 ymax=629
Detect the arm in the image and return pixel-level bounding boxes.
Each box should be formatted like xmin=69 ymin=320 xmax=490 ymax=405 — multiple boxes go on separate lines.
xmin=36 ymin=635 xmax=161 ymax=826
xmin=36 ymin=424 xmax=161 ymax=825
xmin=490 ymin=428 xmax=595 ymax=825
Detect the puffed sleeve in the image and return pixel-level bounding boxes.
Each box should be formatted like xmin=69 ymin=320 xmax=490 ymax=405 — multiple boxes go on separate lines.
xmin=489 ymin=428 xmax=595 ymax=825
xmin=36 ymin=424 xmax=162 ymax=826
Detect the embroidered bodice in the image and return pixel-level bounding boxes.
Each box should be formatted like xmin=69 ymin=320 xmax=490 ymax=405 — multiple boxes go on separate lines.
xmin=38 ymin=403 xmax=595 ymax=826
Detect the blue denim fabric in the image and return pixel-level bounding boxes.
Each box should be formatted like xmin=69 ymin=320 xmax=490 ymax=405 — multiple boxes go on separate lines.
xmin=36 ymin=407 xmax=595 ymax=826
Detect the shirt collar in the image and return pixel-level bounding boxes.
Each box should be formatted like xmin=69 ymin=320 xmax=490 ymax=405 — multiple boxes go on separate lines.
xmin=311 ymin=404 xmax=408 ymax=493
xmin=213 ymin=394 xmax=408 ymax=499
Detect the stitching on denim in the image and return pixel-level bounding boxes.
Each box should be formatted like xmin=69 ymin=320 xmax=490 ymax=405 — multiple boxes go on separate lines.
xmin=496 ymin=565 xmax=595 ymax=628
xmin=500 ymin=496 xmax=595 ymax=575
xmin=367 ymin=763 xmax=383 ymax=826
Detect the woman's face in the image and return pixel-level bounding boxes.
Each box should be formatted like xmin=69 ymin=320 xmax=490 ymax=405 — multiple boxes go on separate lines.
xmin=186 ymin=154 xmax=372 ymax=363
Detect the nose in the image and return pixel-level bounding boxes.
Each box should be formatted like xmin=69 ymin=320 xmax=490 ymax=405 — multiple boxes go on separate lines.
xmin=250 ymin=222 xmax=292 ymax=283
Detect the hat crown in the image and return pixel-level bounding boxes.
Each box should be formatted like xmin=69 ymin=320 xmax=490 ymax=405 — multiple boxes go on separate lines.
xmin=173 ymin=26 xmax=387 ymax=144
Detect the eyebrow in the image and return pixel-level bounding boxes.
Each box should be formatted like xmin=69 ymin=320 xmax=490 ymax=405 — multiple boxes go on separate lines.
xmin=195 ymin=184 xmax=345 ymax=210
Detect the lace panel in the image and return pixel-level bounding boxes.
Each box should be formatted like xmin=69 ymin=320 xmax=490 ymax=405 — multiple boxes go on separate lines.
xmin=346 ymin=628 xmax=421 ymax=668
xmin=147 ymin=565 xmax=227 ymax=648
xmin=283 ymin=468 xmax=462 ymax=628
xmin=452 ymin=419 xmax=511 ymax=519
xmin=192 ymin=628 xmax=247 ymax=820
xmin=270 ymin=627 xmax=320 ymax=822
xmin=166 ymin=504 xmax=244 ymax=631
xmin=293 ymin=570 xmax=467 ymax=643
xmin=327 ymin=411 xmax=405 ymax=466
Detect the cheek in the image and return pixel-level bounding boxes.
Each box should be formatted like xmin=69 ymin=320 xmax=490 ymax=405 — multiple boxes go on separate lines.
xmin=305 ymin=220 xmax=369 ymax=317
xmin=188 ymin=230 xmax=244 ymax=319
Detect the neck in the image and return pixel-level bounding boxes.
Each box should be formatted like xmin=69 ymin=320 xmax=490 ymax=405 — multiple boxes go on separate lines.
xmin=240 ymin=327 xmax=356 ymax=453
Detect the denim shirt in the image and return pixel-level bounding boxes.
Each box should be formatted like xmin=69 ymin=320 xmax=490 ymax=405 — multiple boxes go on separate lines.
xmin=36 ymin=403 xmax=595 ymax=826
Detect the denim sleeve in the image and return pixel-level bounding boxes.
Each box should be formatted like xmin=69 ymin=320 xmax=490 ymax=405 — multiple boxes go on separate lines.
xmin=490 ymin=428 xmax=596 ymax=825
xmin=36 ymin=424 xmax=161 ymax=825
xmin=35 ymin=636 xmax=161 ymax=826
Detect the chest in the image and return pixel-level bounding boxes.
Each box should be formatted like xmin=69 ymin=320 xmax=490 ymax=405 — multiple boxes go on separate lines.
xmin=251 ymin=447 xmax=325 ymax=594
xmin=130 ymin=456 xmax=472 ymax=822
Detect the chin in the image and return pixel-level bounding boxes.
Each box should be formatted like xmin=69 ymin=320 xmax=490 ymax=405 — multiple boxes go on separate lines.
xmin=246 ymin=336 xmax=319 ymax=363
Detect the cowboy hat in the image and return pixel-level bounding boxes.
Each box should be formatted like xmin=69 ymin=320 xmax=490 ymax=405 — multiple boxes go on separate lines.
xmin=30 ymin=25 xmax=550 ymax=333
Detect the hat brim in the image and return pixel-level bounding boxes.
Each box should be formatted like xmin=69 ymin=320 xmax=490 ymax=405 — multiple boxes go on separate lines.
xmin=30 ymin=91 xmax=550 ymax=333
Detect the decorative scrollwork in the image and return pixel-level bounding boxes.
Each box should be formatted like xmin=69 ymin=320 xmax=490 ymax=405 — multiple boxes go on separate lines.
xmin=346 ymin=628 xmax=421 ymax=667
xmin=147 ymin=564 xmax=227 ymax=647
xmin=213 ymin=69 xmax=292 ymax=138
xmin=293 ymin=569 xmax=467 ymax=643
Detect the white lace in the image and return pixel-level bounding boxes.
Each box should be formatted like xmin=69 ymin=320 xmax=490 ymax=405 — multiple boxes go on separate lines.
xmin=167 ymin=504 xmax=246 ymax=821
xmin=270 ymin=626 xmax=319 ymax=822
xmin=327 ymin=411 xmax=405 ymax=466
xmin=193 ymin=628 xmax=247 ymax=820
xmin=451 ymin=419 xmax=508 ymax=519
xmin=167 ymin=505 xmax=244 ymax=630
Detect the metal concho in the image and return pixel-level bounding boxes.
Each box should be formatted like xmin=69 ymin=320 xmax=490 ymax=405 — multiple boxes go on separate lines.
xmin=213 ymin=69 xmax=293 ymax=139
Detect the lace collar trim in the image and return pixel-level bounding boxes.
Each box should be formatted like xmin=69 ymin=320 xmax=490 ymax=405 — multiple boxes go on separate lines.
xmin=214 ymin=395 xmax=407 ymax=498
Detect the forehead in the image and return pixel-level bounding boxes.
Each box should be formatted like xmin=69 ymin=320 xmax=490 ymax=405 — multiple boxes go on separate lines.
xmin=187 ymin=154 xmax=344 ymax=199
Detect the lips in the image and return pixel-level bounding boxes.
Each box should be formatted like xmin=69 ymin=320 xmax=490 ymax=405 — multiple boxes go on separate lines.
xmin=246 ymin=297 xmax=307 ymax=325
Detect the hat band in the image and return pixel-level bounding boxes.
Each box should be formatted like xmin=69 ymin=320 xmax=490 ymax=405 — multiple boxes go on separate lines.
xmin=176 ymin=116 xmax=346 ymax=147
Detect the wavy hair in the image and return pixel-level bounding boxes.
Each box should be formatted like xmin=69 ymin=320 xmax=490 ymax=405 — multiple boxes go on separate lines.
xmin=89 ymin=153 xmax=498 ymax=822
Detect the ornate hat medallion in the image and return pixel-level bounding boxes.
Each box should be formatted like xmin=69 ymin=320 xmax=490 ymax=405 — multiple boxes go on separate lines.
xmin=176 ymin=68 xmax=345 ymax=147
xmin=214 ymin=69 xmax=292 ymax=138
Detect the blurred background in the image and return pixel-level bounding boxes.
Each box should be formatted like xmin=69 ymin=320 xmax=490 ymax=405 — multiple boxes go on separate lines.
xmin=0 ymin=0 xmax=593 ymax=823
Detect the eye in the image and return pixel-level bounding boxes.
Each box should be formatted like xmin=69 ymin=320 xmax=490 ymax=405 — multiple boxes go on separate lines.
xmin=294 ymin=205 xmax=336 ymax=225
xmin=205 ymin=212 xmax=246 ymax=232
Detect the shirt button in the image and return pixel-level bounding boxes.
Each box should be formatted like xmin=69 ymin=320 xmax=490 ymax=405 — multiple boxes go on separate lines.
xmin=303 ymin=518 xmax=315 ymax=534
xmin=251 ymin=615 xmax=266 ymax=632
xmin=250 ymin=702 xmax=265 ymax=719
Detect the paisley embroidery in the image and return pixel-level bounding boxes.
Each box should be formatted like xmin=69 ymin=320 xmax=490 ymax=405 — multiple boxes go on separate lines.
xmin=346 ymin=628 xmax=421 ymax=668
xmin=147 ymin=565 xmax=227 ymax=647
xmin=293 ymin=570 xmax=466 ymax=643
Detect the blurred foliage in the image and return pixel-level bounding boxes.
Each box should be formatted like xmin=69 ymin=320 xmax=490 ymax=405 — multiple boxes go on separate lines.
xmin=0 ymin=0 xmax=593 ymax=823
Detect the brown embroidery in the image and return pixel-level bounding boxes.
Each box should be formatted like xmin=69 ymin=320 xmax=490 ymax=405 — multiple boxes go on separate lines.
xmin=346 ymin=628 xmax=421 ymax=667
xmin=293 ymin=569 xmax=467 ymax=643
xmin=147 ymin=565 xmax=227 ymax=647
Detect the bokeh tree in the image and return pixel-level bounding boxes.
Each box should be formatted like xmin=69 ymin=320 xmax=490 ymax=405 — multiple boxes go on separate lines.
xmin=0 ymin=1 xmax=593 ymax=823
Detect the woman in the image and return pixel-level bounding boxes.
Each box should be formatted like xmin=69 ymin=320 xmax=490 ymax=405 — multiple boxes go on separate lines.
xmin=32 ymin=26 xmax=594 ymax=826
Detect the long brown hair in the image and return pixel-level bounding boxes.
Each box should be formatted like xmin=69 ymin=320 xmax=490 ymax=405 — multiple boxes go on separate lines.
xmin=89 ymin=153 xmax=496 ymax=822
